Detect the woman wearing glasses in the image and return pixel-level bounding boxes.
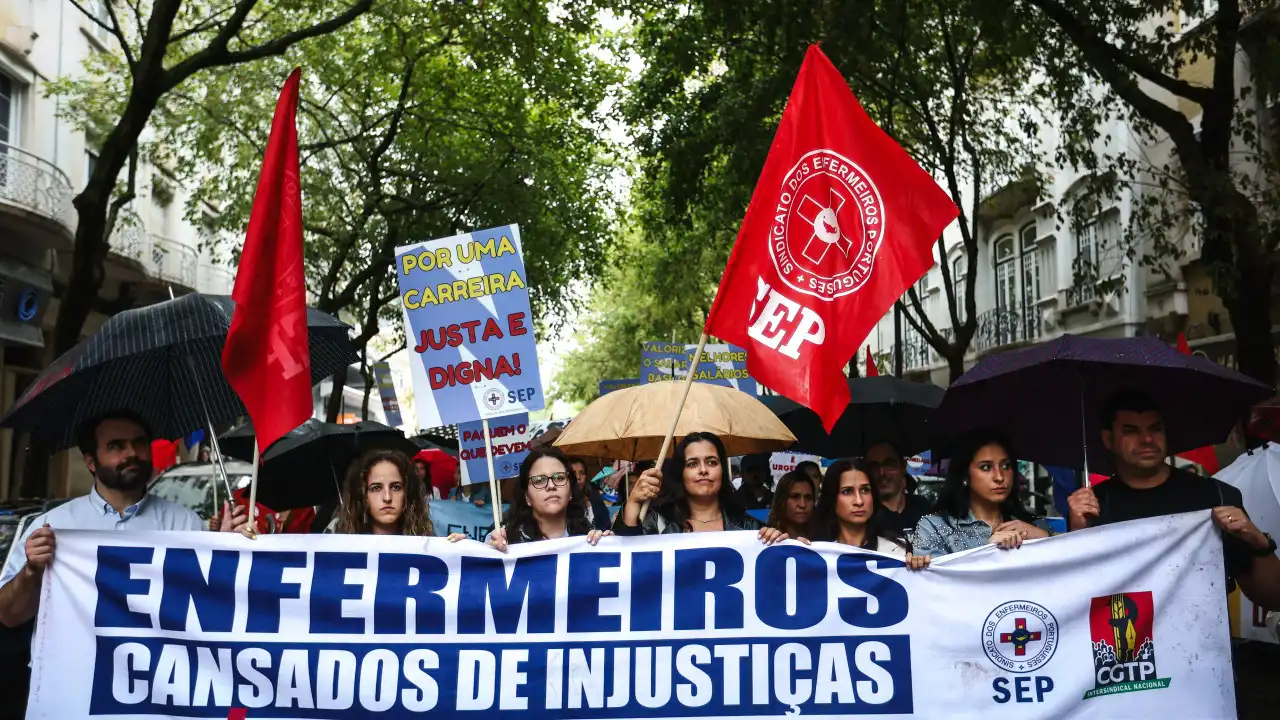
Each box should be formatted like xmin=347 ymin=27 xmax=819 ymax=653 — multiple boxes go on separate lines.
xmin=482 ymin=448 xmax=611 ymax=552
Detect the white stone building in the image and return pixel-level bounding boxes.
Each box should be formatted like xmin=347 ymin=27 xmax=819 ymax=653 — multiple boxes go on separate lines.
xmin=0 ymin=0 xmax=238 ymax=497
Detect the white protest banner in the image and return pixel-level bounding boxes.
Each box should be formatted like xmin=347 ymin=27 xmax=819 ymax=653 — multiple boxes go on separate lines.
xmin=28 ymin=512 xmax=1231 ymax=718
xmin=1217 ymin=444 xmax=1280 ymax=643
xmin=770 ymin=451 xmax=821 ymax=485
xmin=395 ymin=225 xmax=545 ymax=428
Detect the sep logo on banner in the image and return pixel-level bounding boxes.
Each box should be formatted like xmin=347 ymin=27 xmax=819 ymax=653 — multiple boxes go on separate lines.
xmin=456 ymin=413 xmax=531 ymax=486
xmin=395 ymin=225 xmax=545 ymax=427
xmin=28 ymin=513 xmax=1232 ymax=719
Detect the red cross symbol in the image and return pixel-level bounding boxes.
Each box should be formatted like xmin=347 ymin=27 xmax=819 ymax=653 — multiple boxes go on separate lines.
xmin=998 ymin=617 xmax=1042 ymax=656
xmin=796 ymin=188 xmax=854 ymax=265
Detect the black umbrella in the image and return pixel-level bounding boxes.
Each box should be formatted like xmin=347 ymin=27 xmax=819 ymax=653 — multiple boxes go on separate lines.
xmin=220 ymin=419 xmax=418 ymax=509
xmin=0 ymin=294 xmax=357 ymax=450
xmin=410 ymin=433 xmax=459 ymax=455
xmin=760 ymin=376 xmax=944 ymax=458
xmin=936 ymin=334 xmax=1272 ymax=473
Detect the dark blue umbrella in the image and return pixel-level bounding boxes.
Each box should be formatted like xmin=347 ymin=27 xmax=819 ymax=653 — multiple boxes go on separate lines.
xmin=936 ymin=334 xmax=1272 ymax=473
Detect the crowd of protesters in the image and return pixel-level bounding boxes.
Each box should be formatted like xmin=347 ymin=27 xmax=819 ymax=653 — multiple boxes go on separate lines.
xmin=2 ymin=387 xmax=1279 ymax=632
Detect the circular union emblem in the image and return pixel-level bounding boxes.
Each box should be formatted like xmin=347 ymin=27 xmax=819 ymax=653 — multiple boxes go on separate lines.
xmin=981 ymin=600 xmax=1059 ymax=674
xmin=481 ymin=387 xmax=506 ymax=412
xmin=767 ymin=149 xmax=886 ymax=301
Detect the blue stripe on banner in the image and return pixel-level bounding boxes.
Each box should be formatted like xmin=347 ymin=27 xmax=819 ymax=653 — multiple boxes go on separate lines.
xmin=90 ymin=634 xmax=912 ymax=717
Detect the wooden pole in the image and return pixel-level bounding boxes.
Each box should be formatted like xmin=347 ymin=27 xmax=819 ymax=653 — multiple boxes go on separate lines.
xmin=639 ymin=332 xmax=708 ymax=522
xmin=482 ymin=418 xmax=503 ymax=529
xmin=247 ymin=441 xmax=261 ymax=533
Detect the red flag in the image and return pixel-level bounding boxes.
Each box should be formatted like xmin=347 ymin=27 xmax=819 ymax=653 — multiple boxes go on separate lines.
xmin=221 ymin=68 xmax=311 ymax=452
xmin=1173 ymin=333 xmax=1221 ymax=474
xmin=705 ymin=47 xmax=958 ymax=430
xmin=865 ymin=346 xmax=879 ymax=377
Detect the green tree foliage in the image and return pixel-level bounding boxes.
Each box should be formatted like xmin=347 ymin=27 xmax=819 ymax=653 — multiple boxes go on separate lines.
xmin=1023 ymin=0 xmax=1280 ymax=387
xmin=58 ymin=0 xmax=624 ymax=418
xmin=46 ymin=0 xmax=375 ymax=357
xmin=553 ymin=0 xmax=1040 ymax=400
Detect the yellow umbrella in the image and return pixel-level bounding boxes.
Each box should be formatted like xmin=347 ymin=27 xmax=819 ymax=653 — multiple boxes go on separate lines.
xmin=553 ymin=381 xmax=796 ymax=460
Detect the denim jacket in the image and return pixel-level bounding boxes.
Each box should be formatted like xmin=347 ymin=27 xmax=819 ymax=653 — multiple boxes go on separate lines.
xmin=909 ymin=513 xmax=1052 ymax=556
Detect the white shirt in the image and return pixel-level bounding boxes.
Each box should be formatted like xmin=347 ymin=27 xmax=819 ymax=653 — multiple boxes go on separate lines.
xmin=873 ymin=536 xmax=909 ymax=560
xmin=0 ymin=486 xmax=204 ymax=588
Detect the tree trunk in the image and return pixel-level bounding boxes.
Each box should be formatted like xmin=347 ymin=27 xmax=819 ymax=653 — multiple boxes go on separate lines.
xmin=325 ymin=371 xmax=347 ymax=423
xmin=946 ymin=352 xmax=965 ymax=385
xmin=360 ymin=363 xmax=373 ymax=420
xmin=1224 ymin=259 xmax=1277 ymax=390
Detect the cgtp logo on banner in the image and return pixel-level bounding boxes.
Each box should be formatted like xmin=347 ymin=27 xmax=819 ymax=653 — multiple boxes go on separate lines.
xmin=457 ymin=413 xmax=531 ymax=486
xmin=395 ymin=225 xmax=544 ymax=427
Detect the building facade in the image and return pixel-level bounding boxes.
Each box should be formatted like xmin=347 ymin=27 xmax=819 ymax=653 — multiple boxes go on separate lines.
xmin=868 ymin=4 xmax=1279 ymax=392
xmin=0 ymin=0 xmax=238 ymax=499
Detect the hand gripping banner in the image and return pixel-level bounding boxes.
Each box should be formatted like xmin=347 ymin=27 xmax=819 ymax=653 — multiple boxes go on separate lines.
xmin=27 ymin=512 xmax=1232 ymax=718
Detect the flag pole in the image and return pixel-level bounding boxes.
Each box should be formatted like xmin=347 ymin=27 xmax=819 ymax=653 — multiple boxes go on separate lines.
xmin=482 ymin=418 xmax=503 ymax=530
xmin=639 ymin=332 xmax=708 ymax=522
xmin=247 ymin=440 xmax=261 ymax=533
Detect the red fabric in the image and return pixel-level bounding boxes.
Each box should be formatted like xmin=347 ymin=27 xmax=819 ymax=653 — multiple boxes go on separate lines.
xmin=231 ymin=487 xmax=277 ymax=534
xmin=416 ymin=449 xmax=460 ymax=496
xmin=221 ymin=68 xmax=311 ymax=453
xmin=865 ymin=346 xmax=879 ymax=377
xmin=279 ymin=506 xmax=316 ymax=534
xmin=704 ymin=46 xmax=958 ymax=431
xmin=1173 ymin=333 xmax=1221 ymax=474
xmin=227 ymin=710 xmax=247 ymax=720
xmin=150 ymin=439 xmax=178 ymax=473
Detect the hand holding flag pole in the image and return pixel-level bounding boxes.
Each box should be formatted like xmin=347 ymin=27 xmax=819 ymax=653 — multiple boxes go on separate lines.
xmin=638 ymin=333 xmax=709 ymax=522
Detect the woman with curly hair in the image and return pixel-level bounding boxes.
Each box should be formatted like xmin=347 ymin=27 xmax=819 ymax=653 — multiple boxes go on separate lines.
xmin=334 ymin=449 xmax=433 ymax=536
xmin=476 ymin=448 xmax=611 ymax=552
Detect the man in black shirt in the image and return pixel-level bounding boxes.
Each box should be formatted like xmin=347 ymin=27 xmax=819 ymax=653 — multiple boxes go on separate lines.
xmin=736 ymin=453 xmax=774 ymax=511
xmin=866 ymin=441 xmax=931 ymax=534
xmin=1067 ymin=390 xmax=1280 ymax=610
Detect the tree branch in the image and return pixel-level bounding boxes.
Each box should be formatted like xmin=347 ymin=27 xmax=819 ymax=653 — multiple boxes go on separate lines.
xmin=68 ymin=0 xmax=137 ymax=71
xmin=1025 ymin=0 xmax=1215 ymax=106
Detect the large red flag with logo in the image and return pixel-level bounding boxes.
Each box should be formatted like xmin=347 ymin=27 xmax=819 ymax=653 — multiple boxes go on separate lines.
xmin=221 ymin=68 xmax=311 ymax=452
xmin=1174 ymin=333 xmax=1220 ymax=474
xmin=705 ymin=46 xmax=958 ymax=430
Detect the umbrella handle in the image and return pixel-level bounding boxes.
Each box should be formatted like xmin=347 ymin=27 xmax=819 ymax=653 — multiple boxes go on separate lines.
xmin=639 ymin=333 xmax=708 ymax=522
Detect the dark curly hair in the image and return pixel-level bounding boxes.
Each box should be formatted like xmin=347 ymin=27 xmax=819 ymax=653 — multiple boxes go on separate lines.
xmin=504 ymin=448 xmax=591 ymax=543
xmin=813 ymin=457 xmax=909 ymax=552
xmin=650 ymin=432 xmax=748 ymax=532
xmin=336 ymin=449 xmax=433 ymax=536
xmin=767 ymin=470 xmax=816 ymax=539
xmin=930 ymin=431 xmax=1035 ymax=524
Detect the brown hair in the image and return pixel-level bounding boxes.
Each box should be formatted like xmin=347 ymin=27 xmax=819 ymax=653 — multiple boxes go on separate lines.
xmin=336 ymin=449 xmax=433 ymax=536
xmin=766 ymin=470 xmax=815 ymax=539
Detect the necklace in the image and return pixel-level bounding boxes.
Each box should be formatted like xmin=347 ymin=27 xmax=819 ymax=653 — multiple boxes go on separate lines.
xmin=692 ymin=515 xmax=721 ymax=524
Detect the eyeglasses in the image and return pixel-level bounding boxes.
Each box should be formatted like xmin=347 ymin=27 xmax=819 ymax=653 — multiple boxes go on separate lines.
xmin=529 ymin=472 xmax=570 ymax=490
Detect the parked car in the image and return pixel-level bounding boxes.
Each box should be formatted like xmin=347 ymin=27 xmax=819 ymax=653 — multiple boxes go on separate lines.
xmin=147 ymin=460 xmax=255 ymax=524
xmin=0 ymin=500 xmax=70 ymax=565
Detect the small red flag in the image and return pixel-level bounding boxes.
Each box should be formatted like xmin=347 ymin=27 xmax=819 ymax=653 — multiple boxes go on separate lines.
xmin=865 ymin=346 xmax=879 ymax=377
xmin=222 ymin=68 xmax=312 ymax=452
xmin=705 ymin=46 xmax=958 ymax=430
xmin=1173 ymin=333 xmax=1220 ymax=474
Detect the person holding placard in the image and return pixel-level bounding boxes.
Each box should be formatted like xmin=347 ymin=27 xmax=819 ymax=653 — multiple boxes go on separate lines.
xmin=470 ymin=448 xmax=610 ymax=552
xmin=812 ymin=458 xmax=919 ymax=565
xmin=613 ymin=432 xmax=788 ymax=544
xmin=331 ymin=450 xmax=433 ymax=536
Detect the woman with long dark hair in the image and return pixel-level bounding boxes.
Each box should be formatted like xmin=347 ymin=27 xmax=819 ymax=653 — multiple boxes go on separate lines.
xmin=334 ymin=449 xmax=433 ymax=536
xmin=812 ymin=458 xmax=923 ymax=565
xmin=767 ymin=471 xmax=816 ymax=540
xmin=614 ymin=432 xmax=788 ymax=544
xmin=472 ymin=448 xmax=610 ymax=552
xmin=909 ymin=432 xmax=1050 ymax=559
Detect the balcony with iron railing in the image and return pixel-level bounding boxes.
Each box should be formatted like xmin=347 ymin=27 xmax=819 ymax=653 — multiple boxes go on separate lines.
xmin=0 ymin=141 xmax=76 ymax=243
xmin=147 ymin=234 xmax=199 ymax=290
xmin=198 ymin=263 xmax=236 ymax=294
xmin=974 ymin=305 xmax=1044 ymax=353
